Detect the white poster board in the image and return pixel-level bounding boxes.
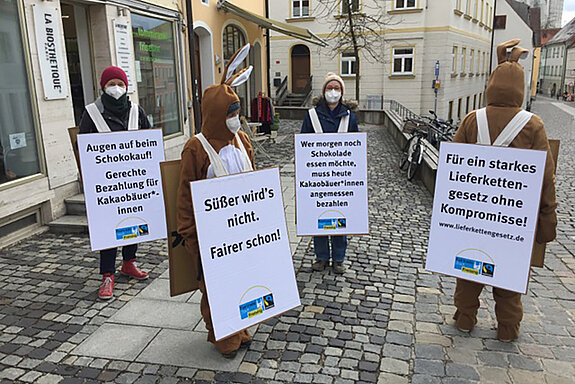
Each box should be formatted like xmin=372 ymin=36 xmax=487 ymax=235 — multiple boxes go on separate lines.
xmin=295 ymin=132 xmax=368 ymax=236
xmin=78 ymin=130 xmax=167 ymax=251
xmin=33 ymin=3 xmax=69 ymax=100
xmin=426 ymin=142 xmax=547 ymax=294
xmin=113 ymin=20 xmax=136 ymax=94
xmin=191 ymin=168 xmax=300 ymax=341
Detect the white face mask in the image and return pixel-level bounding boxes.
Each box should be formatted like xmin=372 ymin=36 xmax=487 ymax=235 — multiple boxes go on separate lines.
xmin=226 ymin=115 xmax=241 ymax=134
xmin=325 ymin=89 xmax=342 ymax=105
xmin=105 ymin=85 xmax=126 ymax=100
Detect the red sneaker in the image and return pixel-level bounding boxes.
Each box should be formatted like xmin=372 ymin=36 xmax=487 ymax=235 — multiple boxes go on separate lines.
xmin=120 ymin=260 xmax=149 ymax=280
xmin=98 ymin=273 xmax=114 ymax=300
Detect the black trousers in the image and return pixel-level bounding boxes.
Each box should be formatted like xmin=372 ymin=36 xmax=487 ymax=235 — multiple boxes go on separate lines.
xmin=99 ymin=244 xmax=137 ymax=274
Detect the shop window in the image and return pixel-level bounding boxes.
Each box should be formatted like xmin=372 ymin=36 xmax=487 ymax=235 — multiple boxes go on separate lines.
xmin=292 ymin=0 xmax=310 ymax=17
xmin=223 ymin=25 xmax=247 ymax=114
xmin=132 ymin=13 xmax=182 ymax=136
xmin=392 ymin=47 xmax=414 ymax=75
xmin=0 ymin=0 xmax=41 ymax=185
xmin=341 ymin=51 xmax=357 ymax=77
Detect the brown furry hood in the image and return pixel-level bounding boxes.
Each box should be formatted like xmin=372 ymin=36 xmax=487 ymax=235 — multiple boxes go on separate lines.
xmin=485 ymin=39 xmax=528 ymax=108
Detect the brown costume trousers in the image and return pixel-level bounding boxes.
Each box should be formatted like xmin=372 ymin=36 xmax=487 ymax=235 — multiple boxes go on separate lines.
xmin=453 ymin=278 xmax=522 ymax=340
xmin=198 ymin=280 xmax=251 ymax=354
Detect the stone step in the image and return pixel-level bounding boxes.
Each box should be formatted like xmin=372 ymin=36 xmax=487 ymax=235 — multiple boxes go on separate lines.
xmin=48 ymin=215 xmax=89 ymax=234
xmin=65 ymin=194 xmax=86 ymax=216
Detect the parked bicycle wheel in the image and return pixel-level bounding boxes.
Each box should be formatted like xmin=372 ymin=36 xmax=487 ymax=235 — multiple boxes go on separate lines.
xmin=407 ymin=142 xmax=422 ymax=181
xmin=399 ymin=136 xmax=415 ymax=170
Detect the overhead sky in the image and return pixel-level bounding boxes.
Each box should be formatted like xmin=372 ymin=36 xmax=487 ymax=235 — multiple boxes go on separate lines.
xmin=564 ymin=0 xmax=575 ymax=26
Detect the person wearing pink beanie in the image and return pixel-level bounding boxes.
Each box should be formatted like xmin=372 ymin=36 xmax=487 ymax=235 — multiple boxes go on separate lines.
xmin=79 ymin=66 xmax=152 ymax=300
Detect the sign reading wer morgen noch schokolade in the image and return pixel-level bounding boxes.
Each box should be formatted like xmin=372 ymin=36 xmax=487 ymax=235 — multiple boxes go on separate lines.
xmin=295 ymin=132 xmax=368 ymax=236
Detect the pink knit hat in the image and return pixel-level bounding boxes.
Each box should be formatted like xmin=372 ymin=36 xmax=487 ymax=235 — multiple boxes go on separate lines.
xmin=100 ymin=66 xmax=128 ymax=90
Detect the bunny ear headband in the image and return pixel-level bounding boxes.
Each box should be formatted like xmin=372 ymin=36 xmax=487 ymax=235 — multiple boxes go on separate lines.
xmin=497 ymin=39 xmax=529 ymax=65
xmin=222 ymin=43 xmax=253 ymax=87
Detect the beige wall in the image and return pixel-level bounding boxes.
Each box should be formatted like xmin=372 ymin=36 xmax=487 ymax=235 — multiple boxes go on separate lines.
xmin=191 ymin=0 xmax=268 ymax=90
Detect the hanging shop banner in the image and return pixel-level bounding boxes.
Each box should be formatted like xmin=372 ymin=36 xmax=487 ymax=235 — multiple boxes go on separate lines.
xmin=191 ymin=168 xmax=300 ymax=341
xmin=33 ymin=3 xmax=69 ymax=100
xmin=425 ymin=142 xmax=547 ymax=294
xmin=113 ymin=19 xmax=136 ymax=93
xmin=78 ymin=129 xmax=167 ymax=251
xmin=295 ymin=132 xmax=369 ymax=236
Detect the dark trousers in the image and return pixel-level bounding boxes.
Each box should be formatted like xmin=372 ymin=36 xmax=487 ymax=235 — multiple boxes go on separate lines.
xmin=99 ymin=244 xmax=137 ymax=275
xmin=313 ymin=236 xmax=347 ymax=263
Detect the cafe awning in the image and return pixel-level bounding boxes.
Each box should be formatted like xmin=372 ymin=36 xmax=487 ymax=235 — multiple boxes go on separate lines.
xmin=217 ymin=0 xmax=327 ymax=47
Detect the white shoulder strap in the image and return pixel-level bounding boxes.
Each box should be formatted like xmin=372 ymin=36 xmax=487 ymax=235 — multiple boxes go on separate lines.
xmin=338 ymin=111 xmax=350 ymax=133
xmin=475 ymin=108 xmax=490 ymax=145
xmin=234 ymin=134 xmax=254 ymax=172
xmin=308 ymin=108 xmax=323 ymax=133
xmin=196 ymin=133 xmax=229 ymax=177
xmin=492 ymin=110 xmax=533 ymax=147
xmin=85 ymin=103 xmax=111 ymax=133
xmin=128 ymin=103 xmax=139 ymax=130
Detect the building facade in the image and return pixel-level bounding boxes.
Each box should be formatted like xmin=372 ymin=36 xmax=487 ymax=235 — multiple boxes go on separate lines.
xmin=0 ymin=0 xmax=272 ymax=247
xmin=515 ymin=0 xmax=564 ymax=28
xmin=539 ymin=18 xmax=575 ymax=97
xmin=269 ymin=0 xmax=494 ymax=121
xmin=192 ymin=0 xmax=268 ymax=119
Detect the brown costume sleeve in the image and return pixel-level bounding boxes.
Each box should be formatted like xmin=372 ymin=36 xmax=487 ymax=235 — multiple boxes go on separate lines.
xmin=176 ymin=139 xmax=202 ymax=254
xmin=452 ymin=112 xmax=476 ymax=144
xmin=530 ymin=116 xmax=558 ymax=243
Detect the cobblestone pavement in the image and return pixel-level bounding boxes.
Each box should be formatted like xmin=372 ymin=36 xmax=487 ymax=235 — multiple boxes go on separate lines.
xmin=0 ymin=102 xmax=574 ymax=383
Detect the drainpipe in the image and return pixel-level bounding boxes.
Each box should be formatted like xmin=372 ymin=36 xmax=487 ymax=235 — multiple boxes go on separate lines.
xmin=186 ymin=0 xmax=202 ymax=134
xmin=489 ymin=0 xmax=497 ymax=75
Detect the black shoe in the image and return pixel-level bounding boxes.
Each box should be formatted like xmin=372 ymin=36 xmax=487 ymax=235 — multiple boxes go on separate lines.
xmin=333 ymin=262 xmax=346 ymax=274
xmin=312 ymin=260 xmax=328 ymax=271
xmin=222 ymin=350 xmax=238 ymax=359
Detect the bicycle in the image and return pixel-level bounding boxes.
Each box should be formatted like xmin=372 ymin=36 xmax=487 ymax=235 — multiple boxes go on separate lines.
xmin=399 ymin=118 xmax=429 ymax=181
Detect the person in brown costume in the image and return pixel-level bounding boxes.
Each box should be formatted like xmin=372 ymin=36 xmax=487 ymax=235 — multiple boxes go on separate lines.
xmin=451 ymin=39 xmax=558 ymax=342
xmin=176 ymin=45 xmax=255 ymax=357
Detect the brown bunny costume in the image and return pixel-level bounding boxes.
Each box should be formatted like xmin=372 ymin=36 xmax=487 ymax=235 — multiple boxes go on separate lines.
xmin=176 ymin=47 xmax=255 ymax=355
xmin=451 ymin=40 xmax=558 ymax=341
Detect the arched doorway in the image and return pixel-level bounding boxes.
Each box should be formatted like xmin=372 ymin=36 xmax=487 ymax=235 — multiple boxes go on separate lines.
xmin=291 ymin=44 xmax=310 ymax=93
xmin=223 ymin=24 xmax=247 ymax=114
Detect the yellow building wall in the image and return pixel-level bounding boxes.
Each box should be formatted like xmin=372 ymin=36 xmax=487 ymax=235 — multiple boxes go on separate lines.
xmin=191 ymin=0 xmax=267 ymax=87
xmin=532 ymin=47 xmax=541 ymax=97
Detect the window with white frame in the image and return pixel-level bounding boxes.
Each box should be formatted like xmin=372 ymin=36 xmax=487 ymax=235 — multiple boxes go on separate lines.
xmin=473 ymin=0 xmax=478 ymax=18
xmin=341 ymin=51 xmax=357 ymax=76
xmin=461 ymin=47 xmax=466 ymax=73
xmin=477 ymin=50 xmax=481 ymax=73
xmin=292 ymin=0 xmax=310 ymax=18
xmin=480 ymin=0 xmax=484 ymax=22
xmin=452 ymin=46 xmax=458 ymax=73
xmin=395 ymin=0 xmax=416 ymax=9
xmin=392 ymin=47 xmax=414 ymax=75
xmin=456 ymin=0 xmax=462 ymax=10
xmin=470 ymin=49 xmax=475 ymax=73
xmin=466 ymin=0 xmax=471 ymax=14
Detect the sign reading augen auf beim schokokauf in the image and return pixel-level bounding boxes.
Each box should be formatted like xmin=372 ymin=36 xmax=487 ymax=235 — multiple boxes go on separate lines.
xmin=78 ymin=129 xmax=167 ymax=251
